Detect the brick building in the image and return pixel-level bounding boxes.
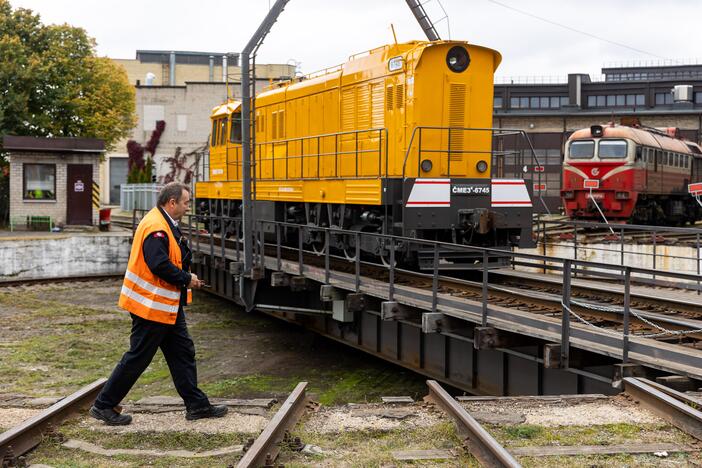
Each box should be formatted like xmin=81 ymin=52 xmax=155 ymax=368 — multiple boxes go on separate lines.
xmin=4 ymin=136 xmax=103 ymax=228
xmin=493 ymin=62 xmax=702 ymax=212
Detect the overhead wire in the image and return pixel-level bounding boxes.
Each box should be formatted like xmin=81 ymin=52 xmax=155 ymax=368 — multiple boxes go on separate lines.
xmin=485 ymin=0 xmax=667 ymax=60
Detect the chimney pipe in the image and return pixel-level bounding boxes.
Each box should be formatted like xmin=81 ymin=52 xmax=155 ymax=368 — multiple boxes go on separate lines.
xmin=209 ymin=55 xmax=214 ymax=82
xmin=222 ymin=55 xmax=228 ymax=82
xmin=169 ymin=51 xmax=176 ymax=86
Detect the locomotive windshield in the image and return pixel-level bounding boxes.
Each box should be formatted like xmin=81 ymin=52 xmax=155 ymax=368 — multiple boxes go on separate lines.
xmin=599 ymin=139 xmax=628 ymax=159
xmin=568 ymin=140 xmax=595 ymax=159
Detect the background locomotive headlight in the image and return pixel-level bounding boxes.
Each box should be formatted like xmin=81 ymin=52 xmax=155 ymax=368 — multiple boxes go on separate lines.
xmin=420 ymin=159 xmax=433 ymax=172
xmin=476 ymin=160 xmax=488 ymax=173
xmin=446 ymin=46 xmax=470 ymax=73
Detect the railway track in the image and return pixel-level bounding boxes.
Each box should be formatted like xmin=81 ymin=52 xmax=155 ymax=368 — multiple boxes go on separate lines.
xmin=623 ymin=377 xmax=702 ymax=442
xmin=0 ymin=274 xmax=122 ymax=289
xmin=0 ymin=379 xmax=106 ymax=467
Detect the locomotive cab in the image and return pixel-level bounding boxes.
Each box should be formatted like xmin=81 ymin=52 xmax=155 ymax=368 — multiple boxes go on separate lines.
xmin=562 ymin=124 xmax=702 ymax=224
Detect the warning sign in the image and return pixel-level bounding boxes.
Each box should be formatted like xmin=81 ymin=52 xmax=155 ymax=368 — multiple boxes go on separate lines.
xmin=74 ymin=180 xmax=84 ymax=192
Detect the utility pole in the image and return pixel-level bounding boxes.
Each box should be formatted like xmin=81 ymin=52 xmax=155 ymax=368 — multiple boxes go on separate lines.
xmin=241 ymin=0 xmax=290 ymax=277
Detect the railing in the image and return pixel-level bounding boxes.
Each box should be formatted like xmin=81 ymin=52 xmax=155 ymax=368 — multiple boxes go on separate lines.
xmin=402 ymin=126 xmax=550 ymax=214
xmin=534 ymin=219 xmax=702 ymax=290
xmin=184 ymin=213 xmax=702 ymax=371
xmin=120 ymin=183 xmax=163 ymax=211
xmin=222 ymin=128 xmax=388 ymax=180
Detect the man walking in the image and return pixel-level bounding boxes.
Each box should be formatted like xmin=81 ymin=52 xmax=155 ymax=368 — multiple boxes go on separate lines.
xmin=90 ymin=182 xmax=227 ymax=425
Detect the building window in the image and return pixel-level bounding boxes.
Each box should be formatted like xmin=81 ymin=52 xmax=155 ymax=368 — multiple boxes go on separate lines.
xmin=636 ymin=94 xmax=645 ymax=106
xmin=23 ymin=164 xmax=56 ymax=200
xmin=655 ymin=92 xmax=673 ymax=105
xmin=695 ymin=92 xmax=702 ymax=104
xmin=494 ymin=96 xmax=503 ymax=108
xmin=176 ymin=114 xmax=187 ymax=132
xmin=509 ymin=95 xmax=568 ymax=109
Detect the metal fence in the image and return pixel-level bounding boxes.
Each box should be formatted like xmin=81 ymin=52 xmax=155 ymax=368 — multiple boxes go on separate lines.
xmin=120 ymin=184 xmax=163 ymax=211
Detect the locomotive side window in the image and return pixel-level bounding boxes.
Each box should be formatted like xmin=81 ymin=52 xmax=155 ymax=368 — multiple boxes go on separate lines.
xmin=569 ymin=140 xmax=595 ymax=159
xmin=599 ymin=139 xmax=628 ymax=159
xmin=229 ymin=112 xmax=242 ymax=143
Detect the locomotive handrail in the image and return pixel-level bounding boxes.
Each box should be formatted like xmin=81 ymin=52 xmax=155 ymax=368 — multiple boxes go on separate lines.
xmin=221 ymin=127 xmax=388 ymax=181
xmin=401 ymin=126 xmax=547 ymax=181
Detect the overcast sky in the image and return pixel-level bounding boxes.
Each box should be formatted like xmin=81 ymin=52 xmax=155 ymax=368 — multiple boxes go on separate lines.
xmin=8 ymin=0 xmax=702 ymax=80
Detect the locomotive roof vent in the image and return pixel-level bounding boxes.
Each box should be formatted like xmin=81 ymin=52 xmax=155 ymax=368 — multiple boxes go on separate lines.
xmin=673 ymin=85 xmax=693 ymax=102
xmin=590 ymin=125 xmax=604 ymax=137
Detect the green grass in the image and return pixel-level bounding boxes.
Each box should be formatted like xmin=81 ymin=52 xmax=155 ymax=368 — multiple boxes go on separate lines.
xmin=283 ymin=421 xmax=477 ymax=466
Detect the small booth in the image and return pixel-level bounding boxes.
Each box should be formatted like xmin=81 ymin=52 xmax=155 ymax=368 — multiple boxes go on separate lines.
xmin=3 ymin=136 xmax=104 ymax=229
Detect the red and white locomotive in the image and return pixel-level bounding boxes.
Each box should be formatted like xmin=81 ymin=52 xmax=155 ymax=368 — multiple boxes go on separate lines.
xmin=562 ymin=124 xmax=702 ymax=224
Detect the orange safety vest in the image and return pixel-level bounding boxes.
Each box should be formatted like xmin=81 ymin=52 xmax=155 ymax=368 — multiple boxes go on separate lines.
xmin=118 ymin=207 xmax=192 ymax=325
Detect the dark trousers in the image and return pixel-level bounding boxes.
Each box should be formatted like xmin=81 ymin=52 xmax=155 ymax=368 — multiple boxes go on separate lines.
xmin=95 ymin=309 xmax=210 ymax=411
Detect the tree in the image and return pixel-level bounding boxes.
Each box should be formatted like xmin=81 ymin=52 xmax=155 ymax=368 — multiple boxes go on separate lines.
xmin=0 ymin=0 xmax=137 ymax=223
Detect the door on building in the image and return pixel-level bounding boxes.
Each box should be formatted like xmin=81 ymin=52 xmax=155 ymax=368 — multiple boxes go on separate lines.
xmin=109 ymin=158 xmax=128 ymax=205
xmin=67 ymin=164 xmax=93 ymax=225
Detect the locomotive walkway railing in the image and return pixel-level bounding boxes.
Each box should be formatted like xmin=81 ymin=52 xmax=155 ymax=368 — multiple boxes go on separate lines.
xmin=401 ymin=126 xmax=551 ymax=214
xmin=223 ymin=128 xmax=389 ymax=180
xmin=182 ymin=212 xmax=702 ymax=378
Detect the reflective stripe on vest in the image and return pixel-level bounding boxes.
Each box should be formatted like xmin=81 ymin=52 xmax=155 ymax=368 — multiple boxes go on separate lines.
xmin=118 ymin=207 xmax=185 ymax=325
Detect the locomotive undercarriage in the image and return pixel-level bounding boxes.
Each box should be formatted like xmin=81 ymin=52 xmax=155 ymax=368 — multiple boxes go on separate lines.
xmin=632 ymin=195 xmax=702 ymax=225
xmin=196 ymin=198 xmax=524 ymax=270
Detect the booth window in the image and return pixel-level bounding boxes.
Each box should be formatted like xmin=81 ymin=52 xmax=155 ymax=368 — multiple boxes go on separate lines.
xmin=23 ymin=164 xmax=56 ymax=200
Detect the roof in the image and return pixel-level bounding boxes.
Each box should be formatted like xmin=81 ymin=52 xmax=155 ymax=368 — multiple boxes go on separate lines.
xmin=569 ymin=124 xmax=702 ymax=154
xmin=2 ymin=136 xmax=105 ymax=154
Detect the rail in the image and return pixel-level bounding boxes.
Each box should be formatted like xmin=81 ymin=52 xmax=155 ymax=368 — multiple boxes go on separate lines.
xmin=221 ymin=128 xmax=388 ymax=180
xmin=182 ymin=212 xmax=702 ymax=373
xmin=623 ymin=377 xmax=702 ymax=441
xmin=536 ymin=219 xmax=702 ymax=290
xmin=426 ymin=380 xmax=521 ymax=467
xmin=236 ymin=381 xmax=308 ymax=467
xmin=0 ymin=379 xmax=106 ymax=464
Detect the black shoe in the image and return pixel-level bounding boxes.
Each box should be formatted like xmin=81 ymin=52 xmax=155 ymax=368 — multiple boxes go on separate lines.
xmin=186 ymin=404 xmax=228 ymax=421
xmin=89 ymin=405 xmax=132 ymax=426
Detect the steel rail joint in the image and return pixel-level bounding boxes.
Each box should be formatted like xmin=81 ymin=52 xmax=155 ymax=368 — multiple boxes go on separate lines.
xmin=623 ymin=377 xmax=702 ymax=441
xmin=236 ymin=381 xmax=308 ymax=468
xmin=0 ymin=378 xmax=106 ymax=461
xmin=426 ymin=380 xmax=521 ymax=468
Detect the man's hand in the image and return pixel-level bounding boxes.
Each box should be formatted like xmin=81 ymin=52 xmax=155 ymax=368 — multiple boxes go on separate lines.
xmin=188 ymin=273 xmax=205 ymax=289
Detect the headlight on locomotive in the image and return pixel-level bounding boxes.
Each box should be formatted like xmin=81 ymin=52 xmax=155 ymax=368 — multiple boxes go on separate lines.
xmin=446 ymin=46 xmax=470 ymax=73
xmin=476 ymin=160 xmax=488 ymax=173
xmin=421 ymin=159 xmax=433 ymax=172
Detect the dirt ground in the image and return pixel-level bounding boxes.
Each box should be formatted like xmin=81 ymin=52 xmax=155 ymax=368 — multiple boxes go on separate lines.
xmin=1 ymin=279 xmax=700 ymax=467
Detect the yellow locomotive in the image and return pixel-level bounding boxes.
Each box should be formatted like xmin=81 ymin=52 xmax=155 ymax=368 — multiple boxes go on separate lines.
xmin=196 ymin=40 xmax=533 ymax=268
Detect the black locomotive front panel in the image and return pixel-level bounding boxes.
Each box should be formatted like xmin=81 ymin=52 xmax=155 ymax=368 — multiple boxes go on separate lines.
xmin=402 ymin=178 xmax=533 ymax=232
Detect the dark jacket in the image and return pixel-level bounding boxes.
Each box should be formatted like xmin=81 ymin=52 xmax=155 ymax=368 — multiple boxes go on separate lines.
xmin=143 ymin=207 xmax=192 ymax=306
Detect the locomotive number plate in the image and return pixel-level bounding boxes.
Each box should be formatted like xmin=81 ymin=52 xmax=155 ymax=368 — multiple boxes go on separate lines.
xmin=452 ymin=184 xmax=491 ymax=195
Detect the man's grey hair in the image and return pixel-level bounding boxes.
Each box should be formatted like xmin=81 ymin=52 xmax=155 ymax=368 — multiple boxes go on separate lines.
xmin=158 ymin=182 xmax=190 ymax=206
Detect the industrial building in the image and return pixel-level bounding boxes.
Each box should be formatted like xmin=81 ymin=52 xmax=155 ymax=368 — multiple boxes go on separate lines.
xmin=493 ymin=62 xmax=702 ymax=212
